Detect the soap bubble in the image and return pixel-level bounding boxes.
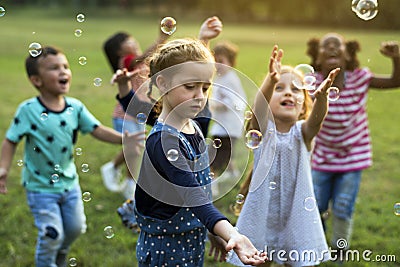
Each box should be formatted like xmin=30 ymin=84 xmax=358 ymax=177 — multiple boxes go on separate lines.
xmin=292 ymin=64 xmax=315 ymax=90
xmin=245 ymin=129 xmax=263 ymax=149
xmin=160 ymin=17 xmax=177 ymax=35
xmin=354 ymin=0 xmax=378 ymax=21
xmin=29 ymin=42 xmax=42 ymax=57
xmin=0 ymin=6 xmax=5 ymax=17
xmin=76 ymin=13 xmax=85 ymax=22
xmin=166 ymin=149 xmax=179 ymax=161
xmin=328 ymin=87 xmax=340 ymax=101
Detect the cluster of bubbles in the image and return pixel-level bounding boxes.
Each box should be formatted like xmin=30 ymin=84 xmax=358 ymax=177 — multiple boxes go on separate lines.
xmin=160 ymin=16 xmax=177 ymax=35
xmin=351 ymin=0 xmax=378 ymax=21
xmin=292 ymin=63 xmax=340 ymax=101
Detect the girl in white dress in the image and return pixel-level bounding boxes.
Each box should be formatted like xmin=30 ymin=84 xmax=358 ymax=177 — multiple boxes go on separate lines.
xmin=228 ymin=45 xmax=339 ymax=267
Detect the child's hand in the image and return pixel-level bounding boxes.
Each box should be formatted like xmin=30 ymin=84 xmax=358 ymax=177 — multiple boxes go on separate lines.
xmin=226 ymin=233 xmax=268 ymax=265
xmin=123 ymin=130 xmax=146 ymax=158
xmin=0 ymin=167 xmax=8 ymax=194
xmin=313 ymin=67 xmax=340 ymax=99
xmin=111 ymin=68 xmax=133 ymax=85
xmin=198 ymin=16 xmax=223 ymax=42
xmin=380 ymin=41 xmax=400 ymax=59
xmin=268 ymin=45 xmax=283 ymax=84
xmin=208 ymin=233 xmax=228 ymax=262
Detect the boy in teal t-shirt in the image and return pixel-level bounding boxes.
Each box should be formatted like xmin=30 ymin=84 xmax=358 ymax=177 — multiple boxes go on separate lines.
xmin=0 ymin=46 xmax=143 ymax=267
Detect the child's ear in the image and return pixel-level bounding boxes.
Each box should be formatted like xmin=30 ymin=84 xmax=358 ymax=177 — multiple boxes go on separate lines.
xmin=29 ymin=75 xmax=42 ymax=89
xmin=156 ymin=75 xmax=168 ymax=94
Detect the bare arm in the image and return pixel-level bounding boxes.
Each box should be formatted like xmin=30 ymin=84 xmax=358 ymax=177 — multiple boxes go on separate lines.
xmin=91 ymin=125 xmax=123 ymax=144
xmin=370 ymin=41 xmax=400 ymax=89
xmin=0 ymin=139 xmax=18 ymax=194
xmin=213 ymin=220 xmax=267 ymax=265
xmin=198 ymin=16 xmax=223 ymax=47
xmin=250 ymin=45 xmax=283 ymax=133
xmin=302 ymin=68 xmax=340 ymax=149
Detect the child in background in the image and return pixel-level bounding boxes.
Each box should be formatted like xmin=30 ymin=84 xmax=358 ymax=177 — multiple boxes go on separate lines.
xmin=0 ymin=46 xmax=143 ymax=267
xmin=228 ymin=45 xmax=339 ymax=267
xmin=114 ymin=38 xmax=267 ymax=266
xmin=101 ymin=28 xmax=170 ymax=199
xmin=210 ymin=41 xmax=247 ymax=181
xmin=306 ymin=33 xmax=400 ymax=252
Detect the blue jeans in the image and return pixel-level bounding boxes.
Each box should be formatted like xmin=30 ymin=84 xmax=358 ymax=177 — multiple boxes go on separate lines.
xmin=312 ymin=170 xmax=362 ymax=221
xmin=27 ymin=185 xmax=86 ymax=267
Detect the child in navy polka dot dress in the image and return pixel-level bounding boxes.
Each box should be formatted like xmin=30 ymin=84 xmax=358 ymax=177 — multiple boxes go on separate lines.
xmin=113 ymin=38 xmax=268 ymax=266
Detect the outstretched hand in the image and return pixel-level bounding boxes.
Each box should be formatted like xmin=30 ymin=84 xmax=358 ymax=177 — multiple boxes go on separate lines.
xmin=198 ymin=16 xmax=223 ymax=43
xmin=313 ymin=67 xmax=340 ymax=99
xmin=208 ymin=233 xmax=228 ymax=262
xmin=380 ymin=41 xmax=400 ymax=58
xmin=226 ymin=233 xmax=268 ymax=265
xmin=123 ymin=130 xmax=146 ymax=158
xmin=268 ymin=45 xmax=284 ymax=84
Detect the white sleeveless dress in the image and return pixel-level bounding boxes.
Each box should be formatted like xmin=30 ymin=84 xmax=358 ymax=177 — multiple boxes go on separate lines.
xmin=228 ymin=120 xmax=330 ymax=266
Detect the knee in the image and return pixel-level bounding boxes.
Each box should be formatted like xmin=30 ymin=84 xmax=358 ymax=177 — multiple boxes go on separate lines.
xmin=332 ymin=193 xmax=354 ymax=220
xmin=41 ymin=224 xmax=64 ymax=248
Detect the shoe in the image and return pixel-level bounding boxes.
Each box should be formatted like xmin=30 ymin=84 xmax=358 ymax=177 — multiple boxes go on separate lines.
xmin=122 ymin=178 xmax=136 ymax=199
xmin=117 ymin=199 xmax=140 ymax=233
xmin=101 ymin=162 xmax=122 ymax=192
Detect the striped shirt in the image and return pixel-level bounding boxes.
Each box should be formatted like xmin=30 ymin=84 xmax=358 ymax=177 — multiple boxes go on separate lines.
xmin=311 ymin=68 xmax=373 ymax=172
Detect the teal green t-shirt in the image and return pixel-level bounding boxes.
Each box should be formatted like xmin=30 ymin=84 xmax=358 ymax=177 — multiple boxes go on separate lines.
xmin=6 ymin=96 xmax=100 ymax=193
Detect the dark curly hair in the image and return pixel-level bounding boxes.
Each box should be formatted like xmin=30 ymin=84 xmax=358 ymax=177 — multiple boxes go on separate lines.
xmin=306 ymin=35 xmax=360 ymax=71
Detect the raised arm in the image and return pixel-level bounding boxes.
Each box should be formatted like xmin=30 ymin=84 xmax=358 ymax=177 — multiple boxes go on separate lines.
xmin=0 ymin=139 xmax=18 ymax=194
xmin=302 ymin=68 xmax=340 ymax=149
xmin=370 ymin=41 xmax=400 ymax=89
xmin=198 ymin=16 xmax=223 ymax=47
xmin=250 ymin=45 xmax=283 ymax=133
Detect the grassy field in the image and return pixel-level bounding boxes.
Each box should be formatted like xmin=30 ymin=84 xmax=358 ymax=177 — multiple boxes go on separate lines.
xmin=0 ymin=6 xmax=399 ymax=267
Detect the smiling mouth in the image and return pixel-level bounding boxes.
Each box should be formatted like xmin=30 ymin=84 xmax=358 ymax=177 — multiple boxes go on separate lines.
xmin=281 ymin=100 xmax=295 ymax=107
xmin=59 ymin=79 xmax=68 ymax=85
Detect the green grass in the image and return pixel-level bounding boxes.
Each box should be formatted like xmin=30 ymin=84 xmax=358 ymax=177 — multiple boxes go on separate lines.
xmin=0 ymin=7 xmax=399 ymax=267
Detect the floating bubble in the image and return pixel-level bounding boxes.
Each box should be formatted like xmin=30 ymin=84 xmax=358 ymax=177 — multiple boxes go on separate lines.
xmin=54 ymin=164 xmax=61 ymax=172
xmin=355 ymin=0 xmax=378 ymax=21
xmin=351 ymin=0 xmax=361 ymax=12
xmin=304 ymin=197 xmax=317 ymax=211
xmin=269 ymin=181 xmax=277 ymax=190
xmin=296 ymin=95 xmax=305 ymax=105
xmin=104 ymin=226 xmax=115 ymax=239
xmin=40 ymin=112 xmax=48 ymax=121
xmin=229 ymin=203 xmax=242 ymax=217
xmin=208 ymin=172 xmax=215 ymax=180
xmin=93 ymin=77 xmax=102 ymax=87
xmin=328 ymin=87 xmax=340 ymax=101
xmin=292 ymin=64 xmax=315 ymax=90
xmin=82 ymin=191 xmax=92 ymax=202
xmin=75 ymin=147 xmax=82 ymax=156
xmin=160 ymin=16 xmax=177 ymax=35
xmin=28 ymin=42 xmax=42 ymax=57
xmin=78 ymin=56 xmax=87 ymax=65
xmin=244 ymin=110 xmax=253 ymax=121
xmin=166 ymin=149 xmax=179 ymax=161
xmin=17 ymin=159 xmax=24 ymax=167
xmin=66 ymin=106 xmax=74 ymax=114
xmin=81 ymin=163 xmax=89 ymax=173
xmin=51 ymin=174 xmax=60 ymax=184
xmin=245 ymin=129 xmax=263 ymax=149
xmin=235 ymin=194 xmax=245 ymax=205
xmin=74 ymin=29 xmax=82 ymax=37
xmin=69 ymin=257 xmax=77 ymax=267
xmin=213 ymin=138 xmax=222 ymax=149
xmin=394 ymin=203 xmax=400 ymax=216
xmin=136 ymin=113 xmax=147 ymax=124
xmin=0 ymin=6 xmax=5 ymax=17
xmin=76 ymin=13 xmax=85 ymax=23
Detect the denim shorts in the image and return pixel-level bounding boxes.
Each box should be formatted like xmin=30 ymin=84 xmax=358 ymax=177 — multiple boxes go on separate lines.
xmin=312 ymin=170 xmax=362 ymax=220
